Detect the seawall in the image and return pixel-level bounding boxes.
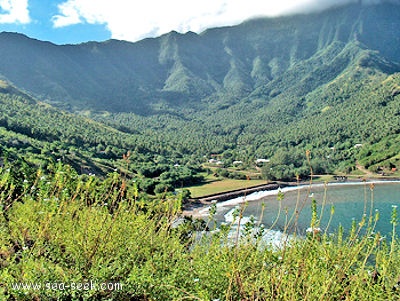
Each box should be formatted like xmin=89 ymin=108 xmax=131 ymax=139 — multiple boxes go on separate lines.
xmin=184 ymin=182 xmax=289 ymax=210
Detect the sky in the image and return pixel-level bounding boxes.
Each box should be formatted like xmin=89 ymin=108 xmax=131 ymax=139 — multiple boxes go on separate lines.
xmin=0 ymin=0 xmax=395 ymax=45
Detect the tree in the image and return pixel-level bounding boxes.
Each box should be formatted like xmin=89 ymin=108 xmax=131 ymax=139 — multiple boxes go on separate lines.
xmin=154 ymin=183 xmax=174 ymax=194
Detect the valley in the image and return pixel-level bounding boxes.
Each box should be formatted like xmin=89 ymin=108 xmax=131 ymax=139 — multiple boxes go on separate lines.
xmin=1 ymin=3 xmax=400 ymax=299
xmin=0 ymin=4 xmax=400 ymax=189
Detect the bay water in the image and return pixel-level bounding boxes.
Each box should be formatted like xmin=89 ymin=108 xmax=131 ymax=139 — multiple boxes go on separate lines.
xmin=208 ymin=181 xmax=400 ymax=238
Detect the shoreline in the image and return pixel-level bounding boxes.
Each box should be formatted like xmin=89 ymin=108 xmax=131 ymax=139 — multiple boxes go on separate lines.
xmin=182 ymin=182 xmax=286 ymax=217
xmin=182 ymin=178 xmax=400 ymax=218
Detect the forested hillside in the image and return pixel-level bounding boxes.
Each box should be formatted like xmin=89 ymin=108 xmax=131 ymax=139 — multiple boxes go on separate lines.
xmin=0 ymin=2 xmax=400 ymax=181
xmin=0 ymin=80 xmax=205 ymax=195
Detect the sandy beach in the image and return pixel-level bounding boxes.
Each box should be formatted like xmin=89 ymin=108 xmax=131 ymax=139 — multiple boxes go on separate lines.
xmin=182 ymin=178 xmax=400 ymax=218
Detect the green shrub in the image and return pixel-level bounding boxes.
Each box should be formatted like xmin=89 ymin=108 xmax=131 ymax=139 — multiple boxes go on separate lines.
xmin=1 ymin=163 xmax=400 ymax=300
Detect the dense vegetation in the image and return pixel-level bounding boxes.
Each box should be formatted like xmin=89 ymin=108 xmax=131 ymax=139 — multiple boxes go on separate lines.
xmin=1 ymin=161 xmax=400 ymax=300
xmin=3 ymin=45 xmax=400 ymax=186
xmin=0 ymin=81 xmax=205 ymax=196
xmin=1 ymin=3 xmax=400 ymax=183
xmin=0 ymin=3 xmax=400 ymax=300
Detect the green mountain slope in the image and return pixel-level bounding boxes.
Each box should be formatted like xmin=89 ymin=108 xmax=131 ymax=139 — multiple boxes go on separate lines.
xmin=0 ymin=3 xmax=399 ymax=114
xmin=0 ymin=80 xmax=126 ymax=173
xmin=0 ymin=80 xmax=207 ymax=193
xmin=0 ymin=2 xmax=400 ymax=180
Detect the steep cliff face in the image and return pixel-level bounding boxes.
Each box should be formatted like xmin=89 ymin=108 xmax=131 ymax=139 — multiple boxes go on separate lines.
xmin=0 ymin=3 xmax=399 ymax=114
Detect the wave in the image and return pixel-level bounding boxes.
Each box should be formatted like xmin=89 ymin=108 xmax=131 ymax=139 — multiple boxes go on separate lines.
xmin=221 ymin=207 xmax=292 ymax=248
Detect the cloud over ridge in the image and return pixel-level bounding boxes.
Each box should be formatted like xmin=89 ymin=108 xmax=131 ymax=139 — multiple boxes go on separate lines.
xmin=2 ymin=0 xmax=400 ymax=42
xmin=50 ymin=0 xmax=400 ymax=42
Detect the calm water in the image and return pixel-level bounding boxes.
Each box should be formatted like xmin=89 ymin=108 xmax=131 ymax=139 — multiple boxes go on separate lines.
xmin=212 ymin=182 xmax=400 ymax=237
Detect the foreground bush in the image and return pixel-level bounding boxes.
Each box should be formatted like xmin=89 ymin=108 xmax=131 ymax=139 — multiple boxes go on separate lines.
xmin=1 ymin=163 xmax=400 ymax=300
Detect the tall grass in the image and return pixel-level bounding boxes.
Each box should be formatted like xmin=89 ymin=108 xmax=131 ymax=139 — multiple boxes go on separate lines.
xmin=1 ymin=161 xmax=400 ymax=300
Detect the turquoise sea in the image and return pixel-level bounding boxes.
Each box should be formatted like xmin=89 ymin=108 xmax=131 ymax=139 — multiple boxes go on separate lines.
xmin=209 ymin=181 xmax=400 ymax=237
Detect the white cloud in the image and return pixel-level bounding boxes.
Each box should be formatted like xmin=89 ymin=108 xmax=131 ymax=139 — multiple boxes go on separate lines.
xmin=51 ymin=0 xmax=373 ymax=42
xmin=0 ymin=0 xmax=30 ymax=24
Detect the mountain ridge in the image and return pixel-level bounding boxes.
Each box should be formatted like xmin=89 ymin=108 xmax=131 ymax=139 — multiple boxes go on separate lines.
xmin=0 ymin=2 xmax=400 ymax=180
xmin=0 ymin=2 xmax=399 ymax=114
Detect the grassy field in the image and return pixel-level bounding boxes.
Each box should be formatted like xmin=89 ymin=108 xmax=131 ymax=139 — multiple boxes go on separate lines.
xmin=187 ymin=177 xmax=267 ymax=198
xmin=188 ymin=167 xmax=400 ymax=199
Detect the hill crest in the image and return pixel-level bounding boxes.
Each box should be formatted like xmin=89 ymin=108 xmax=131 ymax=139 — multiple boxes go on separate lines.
xmin=0 ymin=2 xmax=399 ymax=114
